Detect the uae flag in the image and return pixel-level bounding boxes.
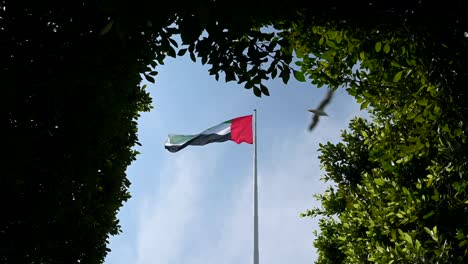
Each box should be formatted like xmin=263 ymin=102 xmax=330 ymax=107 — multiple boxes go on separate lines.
xmin=165 ymin=115 xmax=253 ymax=153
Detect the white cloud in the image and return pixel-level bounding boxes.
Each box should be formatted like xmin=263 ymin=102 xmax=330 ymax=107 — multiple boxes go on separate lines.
xmin=135 ymin=151 xmax=220 ymax=264
xmin=258 ymin=133 xmax=324 ymax=263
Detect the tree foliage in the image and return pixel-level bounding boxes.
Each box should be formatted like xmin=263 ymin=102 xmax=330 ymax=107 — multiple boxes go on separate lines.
xmin=1 ymin=1 xmax=159 ymax=262
xmin=308 ymin=116 xmax=468 ymax=263
xmin=0 ymin=0 xmax=301 ymax=262
xmin=291 ymin=1 xmax=468 ymax=263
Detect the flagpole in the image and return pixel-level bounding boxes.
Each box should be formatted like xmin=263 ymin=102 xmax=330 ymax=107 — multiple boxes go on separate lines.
xmin=253 ymin=109 xmax=259 ymax=264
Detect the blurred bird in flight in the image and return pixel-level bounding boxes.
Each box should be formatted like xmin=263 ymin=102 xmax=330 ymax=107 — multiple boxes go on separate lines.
xmin=308 ymin=89 xmax=334 ymax=131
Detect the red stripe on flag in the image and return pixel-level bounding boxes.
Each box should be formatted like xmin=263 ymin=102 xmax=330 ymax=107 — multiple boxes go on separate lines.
xmin=231 ymin=115 xmax=253 ymax=144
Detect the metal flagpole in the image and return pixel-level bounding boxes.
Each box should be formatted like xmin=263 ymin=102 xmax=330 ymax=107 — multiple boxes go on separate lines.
xmin=253 ymin=109 xmax=259 ymax=264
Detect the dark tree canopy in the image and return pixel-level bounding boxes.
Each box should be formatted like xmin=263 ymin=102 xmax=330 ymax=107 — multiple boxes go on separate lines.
xmin=1 ymin=1 xmax=155 ymax=263
xmin=0 ymin=1 xmax=301 ymax=262
xmin=1 ymin=0 xmax=467 ymax=263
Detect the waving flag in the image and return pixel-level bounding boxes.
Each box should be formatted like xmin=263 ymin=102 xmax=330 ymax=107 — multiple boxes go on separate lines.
xmin=165 ymin=115 xmax=253 ymax=153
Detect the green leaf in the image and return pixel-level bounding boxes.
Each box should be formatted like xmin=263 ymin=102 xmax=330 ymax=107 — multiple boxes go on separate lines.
xmin=280 ymin=68 xmax=290 ymax=84
xmin=360 ymin=51 xmax=365 ymax=60
xmin=393 ymin=71 xmax=403 ymax=82
xmin=225 ymin=71 xmax=236 ymax=82
xmin=374 ymin=178 xmax=384 ymax=186
xmin=336 ymin=32 xmax=343 ymax=43
xmin=417 ymin=98 xmax=428 ymax=106
xmin=201 ymin=56 xmax=208 ymax=65
xmin=293 ymin=70 xmax=306 ymax=82
xmin=177 ymin=48 xmax=187 ymax=56
xmin=99 ymin=20 xmax=114 ymax=35
xmin=390 ymin=61 xmax=402 ymax=68
xmin=260 ymin=84 xmax=270 ymax=96
xmin=319 ymin=36 xmax=324 ymax=45
xmin=403 ymin=233 xmax=413 ymax=245
xmin=253 ymin=86 xmax=262 ymax=97
xmin=375 ymin=42 xmax=382 ymax=52
xmin=271 ymin=68 xmax=277 ymax=79
xmin=406 ymin=58 xmax=417 ymax=66
xmin=361 ymin=100 xmax=370 ymax=110
xmin=414 ymin=116 xmax=425 ymax=122
xmin=168 ymin=38 xmax=178 ymax=48
xmin=167 ymin=47 xmax=176 ymax=58
xmin=362 ymin=90 xmax=372 ymax=98
xmin=423 ymin=211 xmax=434 ymax=219
xmin=320 ymin=51 xmax=336 ymax=62
xmin=426 ymin=175 xmax=434 ymax=187
xmin=424 ymin=227 xmax=432 ymax=235
xmin=144 ymin=74 xmax=155 ymax=83
xmin=384 ymin=43 xmax=390 ymax=53
xmin=326 ymin=40 xmax=339 ymax=49
xmin=424 ymin=226 xmax=439 ymax=242
xmin=189 ymin=52 xmax=196 ymax=62
xmin=406 ymin=112 xmax=417 ymax=120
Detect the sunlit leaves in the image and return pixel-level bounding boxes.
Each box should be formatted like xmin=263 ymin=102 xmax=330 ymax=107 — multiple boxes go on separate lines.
xmin=375 ymin=42 xmax=382 ymax=52
xmin=384 ymin=43 xmax=391 ymax=53
xmin=393 ymin=71 xmax=403 ymax=82
xmin=359 ymin=51 xmax=365 ymax=60
xmin=292 ymin=9 xmax=468 ymax=264
xmin=326 ymin=39 xmax=339 ymax=49
xmin=293 ymin=70 xmax=306 ymax=82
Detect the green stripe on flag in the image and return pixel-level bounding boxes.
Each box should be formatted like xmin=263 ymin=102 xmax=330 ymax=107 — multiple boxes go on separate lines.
xmin=168 ymin=135 xmax=195 ymax=145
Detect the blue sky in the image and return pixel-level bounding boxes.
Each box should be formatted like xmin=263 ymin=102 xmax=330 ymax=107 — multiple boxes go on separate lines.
xmin=105 ymin=54 xmax=366 ymax=264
